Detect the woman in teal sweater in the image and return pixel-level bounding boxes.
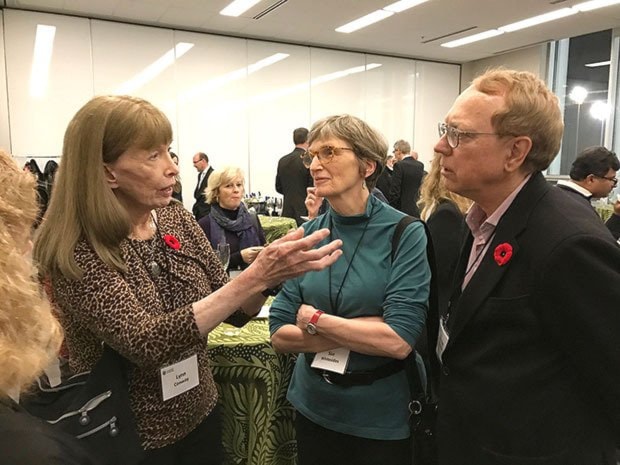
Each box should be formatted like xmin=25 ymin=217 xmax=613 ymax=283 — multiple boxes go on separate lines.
xmin=269 ymin=115 xmax=430 ymax=465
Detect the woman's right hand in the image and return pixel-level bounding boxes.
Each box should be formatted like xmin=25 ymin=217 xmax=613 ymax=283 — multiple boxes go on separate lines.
xmin=305 ymin=187 xmax=323 ymax=220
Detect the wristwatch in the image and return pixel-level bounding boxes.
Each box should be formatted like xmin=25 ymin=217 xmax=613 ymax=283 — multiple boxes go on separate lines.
xmin=306 ymin=310 xmax=324 ymax=335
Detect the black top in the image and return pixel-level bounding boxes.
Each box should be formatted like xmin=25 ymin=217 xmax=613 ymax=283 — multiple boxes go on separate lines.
xmin=0 ymin=396 xmax=100 ymax=465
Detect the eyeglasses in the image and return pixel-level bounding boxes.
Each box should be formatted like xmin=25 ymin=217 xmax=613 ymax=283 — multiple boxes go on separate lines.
xmin=301 ymin=146 xmax=354 ymax=168
xmin=438 ymin=122 xmax=510 ymax=149
xmin=593 ymin=174 xmax=618 ymax=187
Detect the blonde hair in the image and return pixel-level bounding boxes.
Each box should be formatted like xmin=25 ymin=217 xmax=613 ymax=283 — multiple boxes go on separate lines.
xmin=471 ymin=69 xmax=563 ymax=172
xmin=205 ymin=166 xmax=245 ymax=204
xmin=418 ymin=155 xmax=472 ymax=220
xmin=0 ymin=150 xmax=62 ymax=396
xmin=34 ymin=95 xmax=173 ymax=280
xmin=308 ymin=115 xmax=388 ymax=189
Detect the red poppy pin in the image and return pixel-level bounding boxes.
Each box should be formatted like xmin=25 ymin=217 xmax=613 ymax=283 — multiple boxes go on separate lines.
xmin=493 ymin=243 xmax=513 ymax=266
xmin=163 ymin=234 xmax=181 ymax=250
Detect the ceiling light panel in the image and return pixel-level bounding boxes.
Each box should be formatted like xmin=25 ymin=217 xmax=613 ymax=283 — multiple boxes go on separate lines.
xmin=220 ymin=0 xmax=262 ymax=17
xmin=383 ymin=0 xmax=430 ymax=13
xmin=441 ymin=29 xmax=503 ymax=48
xmin=498 ymin=8 xmax=576 ymax=32
xmin=336 ymin=10 xmax=394 ymax=33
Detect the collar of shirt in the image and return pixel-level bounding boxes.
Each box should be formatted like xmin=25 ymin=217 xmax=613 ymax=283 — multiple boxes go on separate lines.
xmin=556 ymin=179 xmax=592 ymax=198
xmin=461 ymin=174 xmax=531 ymax=289
xmin=466 ymin=173 xmax=532 ymax=241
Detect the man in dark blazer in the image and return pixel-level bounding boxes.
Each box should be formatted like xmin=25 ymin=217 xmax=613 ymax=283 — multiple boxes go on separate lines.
xmin=275 ymin=127 xmax=312 ymax=226
xmin=388 ymin=140 xmax=425 ymax=217
xmin=433 ymin=69 xmax=620 ymax=465
xmin=192 ymin=152 xmax=213 ymax=221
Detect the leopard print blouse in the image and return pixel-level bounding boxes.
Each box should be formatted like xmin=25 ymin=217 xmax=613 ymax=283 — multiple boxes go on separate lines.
xmin=52 ymin=202 xmax=244 ymax=450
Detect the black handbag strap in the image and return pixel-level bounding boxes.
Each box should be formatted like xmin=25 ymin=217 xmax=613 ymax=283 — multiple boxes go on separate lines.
xmin=391 ymin=216 xmax=440 ymax=402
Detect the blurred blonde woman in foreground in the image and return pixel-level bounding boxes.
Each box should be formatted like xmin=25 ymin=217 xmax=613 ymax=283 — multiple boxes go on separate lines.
xmin=0 ymin=150 xmax=97 ymax=464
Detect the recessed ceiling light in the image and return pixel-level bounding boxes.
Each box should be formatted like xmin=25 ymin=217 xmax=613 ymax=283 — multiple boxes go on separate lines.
xmin=383 ymin=0 xmax=430 ymax=13
xmin=220 ymin=0 xmax=262 ymax=17
xmin=498 ymin=8 xmax=576 ymax=32
xmin=441 ymin=29 xmax=503 ymax=48
xmin=336 ymin=10 xmax=394 ymax=33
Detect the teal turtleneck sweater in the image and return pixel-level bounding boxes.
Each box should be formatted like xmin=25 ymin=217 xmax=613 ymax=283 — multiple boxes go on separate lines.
xmin=269 ymin=194 xmax=430 ymax=440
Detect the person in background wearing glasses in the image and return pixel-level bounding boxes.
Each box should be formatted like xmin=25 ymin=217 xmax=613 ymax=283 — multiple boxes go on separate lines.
xmin=556 ymin=146 xmax=619 ymax=205
xmin=434 ymin=69 xmax=620 ymax=465
xmin=388 ymin=139 xmax=425 ymax=217
xmin=192 ymin=152 xmax=213 ymax=221
xmin=270 ymin=114 xmax=431 ymax=465
xmin=198 ymin=166 xmax=266 ymax=272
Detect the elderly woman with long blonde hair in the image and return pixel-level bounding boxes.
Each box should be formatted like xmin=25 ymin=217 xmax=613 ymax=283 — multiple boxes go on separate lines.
xmin=0 ymin=150 xmax=97 ymax=464
xmin=33 ymin=95 xmax=341 ymax=464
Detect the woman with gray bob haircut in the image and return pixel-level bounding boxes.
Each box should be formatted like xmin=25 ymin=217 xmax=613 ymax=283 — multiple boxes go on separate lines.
xmin=270 ymin=114 xmax=431 ymax=465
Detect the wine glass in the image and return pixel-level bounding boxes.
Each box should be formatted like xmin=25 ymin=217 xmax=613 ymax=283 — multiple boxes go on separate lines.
xmin=216 ymin=243 xmax=230 ymax=270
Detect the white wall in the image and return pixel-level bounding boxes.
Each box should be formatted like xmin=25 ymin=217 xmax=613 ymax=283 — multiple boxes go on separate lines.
xmin=1 ymin=9 xmax=460 ymax=209
xmin=461 ymin=44 xmax=549 ymax=90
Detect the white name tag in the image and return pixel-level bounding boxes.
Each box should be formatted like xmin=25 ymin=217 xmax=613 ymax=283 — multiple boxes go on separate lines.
xmin=311 ymin=347 xmax=350 ymax=374
xmin=229 ymin=269 xmax=242 ymax=280
xmin=160 ymin=354 xmax=200 ymax=401
xmin=436 ymin=318 xmax=449 ymax=363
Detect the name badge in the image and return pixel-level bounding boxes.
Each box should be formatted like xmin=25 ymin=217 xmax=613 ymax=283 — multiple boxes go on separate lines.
xmin=160 ymin=354 xmax=200 ymax=401
xmin=436 ymin=318 xmax=449 ymax=363
xmin=311 ymin=347 xmax=350 ymax=374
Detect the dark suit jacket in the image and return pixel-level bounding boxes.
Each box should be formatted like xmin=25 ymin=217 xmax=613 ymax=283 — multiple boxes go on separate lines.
xmin=425 ymin=200 xmax=467 ymax=317
xmin=275 ymin=147 xmax=313 ymax=226
xmin=556 ymin=185 xmax=620 ymax=239
xmin=388 ymin=157 xmax=425 ymax=217
xmin=556 ymin=183 xmax=592 ymax=206
xmin=375 ymin=167 xmax=393 ymax=200
xmin=192 ymin=166 xmax=213 ymax=221
xmin=438 ymin=172 xmax=620 ymax=465
xmin=606 ymin=214 xmax=620 ymax=239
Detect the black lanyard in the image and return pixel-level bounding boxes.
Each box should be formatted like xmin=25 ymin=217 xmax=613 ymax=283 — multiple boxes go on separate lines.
xmin=328 ymin=204 xmax=373 ymax=314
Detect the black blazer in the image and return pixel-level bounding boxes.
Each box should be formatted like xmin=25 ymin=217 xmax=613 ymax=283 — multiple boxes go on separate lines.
xmin=425 ymin=200 xmax=467 ymax=317
xmin=275 ymin=147 xmax=313 ymax=226
xmin=606 ymin=213 xmax=620 ymax=239
xmin=438 ymin=172 xmax=620 ymax=465
xmin=375 ymin=167 xmax=393 ymax=200
xmin=556 ymin=183 xmax=592 ymax=206
xmin=192 ymin=166 xmax=213 ymax=221
xmin=388 ymin=157 xmax=425 ymax=217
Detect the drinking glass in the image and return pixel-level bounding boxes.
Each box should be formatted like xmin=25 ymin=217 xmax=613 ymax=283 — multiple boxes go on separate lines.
xmin=216 ymin=243 xmax=230 ymax=270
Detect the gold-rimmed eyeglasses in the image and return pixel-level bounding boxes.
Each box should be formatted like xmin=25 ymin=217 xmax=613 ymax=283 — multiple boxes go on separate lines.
xmin=593 ymin=174 xmax=618 ymax=187
xmin=438 ymin=122 xmax=510 ymax=149
xmin=301 ymin=145 xmax=354 ymax=168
